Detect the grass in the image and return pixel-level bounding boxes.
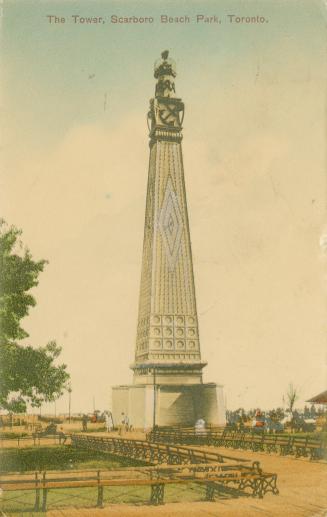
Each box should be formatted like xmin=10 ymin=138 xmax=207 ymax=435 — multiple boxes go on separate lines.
xmin=0 ymin=483 xmax=207 ymax=515
xmin=74 ymin=426 xmax=107 ymax=433
xmin=0 ymin=446 xmax=209 ymax=514
xmin=0 ymin=446 xmax=146 ymax=514
xmin=0 ymin=445 xmax=147 ymax=472
xmin=0 ymin=468 xmax=206 ymax=515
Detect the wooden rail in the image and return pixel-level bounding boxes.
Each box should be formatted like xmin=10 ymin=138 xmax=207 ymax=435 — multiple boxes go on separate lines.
xmin=147 ymin=428 xmax=325 ymax=460
xmin=146 ymin=428 xmax=223 ymax=446
xmin=0 ymin=461 xmax=279 ymax=511
xmin=0 ymin=433 xmax=67 ymax=448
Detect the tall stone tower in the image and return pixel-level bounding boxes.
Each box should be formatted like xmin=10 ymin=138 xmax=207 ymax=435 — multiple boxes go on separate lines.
xmin=133 ymin=51 xmax=205 ymax=385
xmin=112 ymin=52 xmax=225 ymax=429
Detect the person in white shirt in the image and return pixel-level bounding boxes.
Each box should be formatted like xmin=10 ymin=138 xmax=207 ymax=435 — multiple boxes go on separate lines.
xmin=105 ymin=412 xmax=113 ymax=433
xmin=195 ymin=418 xmax=206 ymax=435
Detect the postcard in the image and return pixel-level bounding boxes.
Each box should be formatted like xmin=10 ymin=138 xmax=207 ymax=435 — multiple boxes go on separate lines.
xmin=0 ymin=1 xmax=326 ymax=515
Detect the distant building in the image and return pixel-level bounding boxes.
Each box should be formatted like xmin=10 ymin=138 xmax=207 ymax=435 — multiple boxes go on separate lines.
xmin=307 ymin=390 xmax=327 ymax=405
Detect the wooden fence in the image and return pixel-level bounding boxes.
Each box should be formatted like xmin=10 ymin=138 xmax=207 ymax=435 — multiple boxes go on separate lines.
xmin=147 ymin=428 xmax=325 ymax=460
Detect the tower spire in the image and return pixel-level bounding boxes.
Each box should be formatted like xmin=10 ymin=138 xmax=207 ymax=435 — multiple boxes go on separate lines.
xmin=132 ymin=51 xmax=206 ymax=385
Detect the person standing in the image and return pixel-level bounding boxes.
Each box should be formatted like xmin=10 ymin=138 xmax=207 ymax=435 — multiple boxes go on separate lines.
xmin=105 ymin=412 xmax=113 ymax=433
xmin=195 ymin=417 xmax=206 ymax=436
xmin=118 ymin=413 xmax=125 ymax=436
xmin=82 ymin=414 xmax=88 ymax=432
xmin=58 ymin=426 xmax=67 ymax=445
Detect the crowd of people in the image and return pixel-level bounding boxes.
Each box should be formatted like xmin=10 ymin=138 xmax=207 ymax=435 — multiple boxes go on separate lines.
xmin=24 ymin=403 xmax=326 ymax=439
xmin=72 ymin=404 xmax=327 ymax=435
xmin=226 ymin=405 xmax=326 ymax=432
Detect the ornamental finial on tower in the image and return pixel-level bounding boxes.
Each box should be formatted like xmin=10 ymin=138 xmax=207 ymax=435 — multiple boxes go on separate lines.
xmin=154 ymin=50 xmax=176 ymax=98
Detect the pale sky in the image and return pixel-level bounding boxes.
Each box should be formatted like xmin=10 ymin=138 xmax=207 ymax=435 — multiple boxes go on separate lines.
xmin=1 ymin=0 xmax=327 ymax=414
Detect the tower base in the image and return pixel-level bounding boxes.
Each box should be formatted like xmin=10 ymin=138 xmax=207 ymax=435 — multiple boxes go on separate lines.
xmin=112 ymin=382 xmax=226 ymax=430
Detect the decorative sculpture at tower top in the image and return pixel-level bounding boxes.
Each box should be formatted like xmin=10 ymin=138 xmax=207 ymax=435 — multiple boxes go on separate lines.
xmin=148 ymin=51 xmax=184 ymax=143
xmin=154 ymin=50 xmax=176 ymax=98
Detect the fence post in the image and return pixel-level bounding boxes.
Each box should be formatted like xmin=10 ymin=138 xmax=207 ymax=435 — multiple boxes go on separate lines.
xmin=150 ymin=483 xmax=165 ymax=505
xmin=205 ymin=482 xmax=216 ymax=501
xmin=97 ymin=470 xmax=104 ymax=508
xmin=34 ymin=472 xmax=40 ymax=511
xmin=42 ymin=472 xmax=48 ymax=512
xmin=304 ymin=436 xmax=309 ymax=456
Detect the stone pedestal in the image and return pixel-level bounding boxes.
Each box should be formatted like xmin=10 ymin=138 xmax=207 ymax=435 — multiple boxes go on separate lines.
xmin=112 ymin=382 xmax=225 ymax=430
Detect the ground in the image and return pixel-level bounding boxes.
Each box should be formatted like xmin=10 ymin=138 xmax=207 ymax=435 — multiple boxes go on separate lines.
xmin=1 ymin=431 xmax=327 ymax=516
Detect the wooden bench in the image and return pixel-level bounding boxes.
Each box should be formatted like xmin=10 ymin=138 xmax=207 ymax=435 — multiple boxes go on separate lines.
xmin=0 ymin=433 xmax=66 ymax=448
xmin=292 ymin=437 xmax=324 ymax=460
xmin=0 ymin=461 xmax=279 ymax=511
xmin=147 ymin=428 xmax=225 ymax=447
xmin=147 ymin=428 xmax=325 ymax=460
xmin=71 ymin=434 xmax=248 ymax=466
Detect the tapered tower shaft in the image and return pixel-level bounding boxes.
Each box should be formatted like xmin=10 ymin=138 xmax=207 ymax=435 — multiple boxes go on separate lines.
xmin=132 ymin=51 xmax=206 ymax=385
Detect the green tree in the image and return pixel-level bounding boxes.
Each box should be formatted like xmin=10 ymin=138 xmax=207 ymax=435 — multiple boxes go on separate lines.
xmin=0 ymin=220 xmax=70 ymax=412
